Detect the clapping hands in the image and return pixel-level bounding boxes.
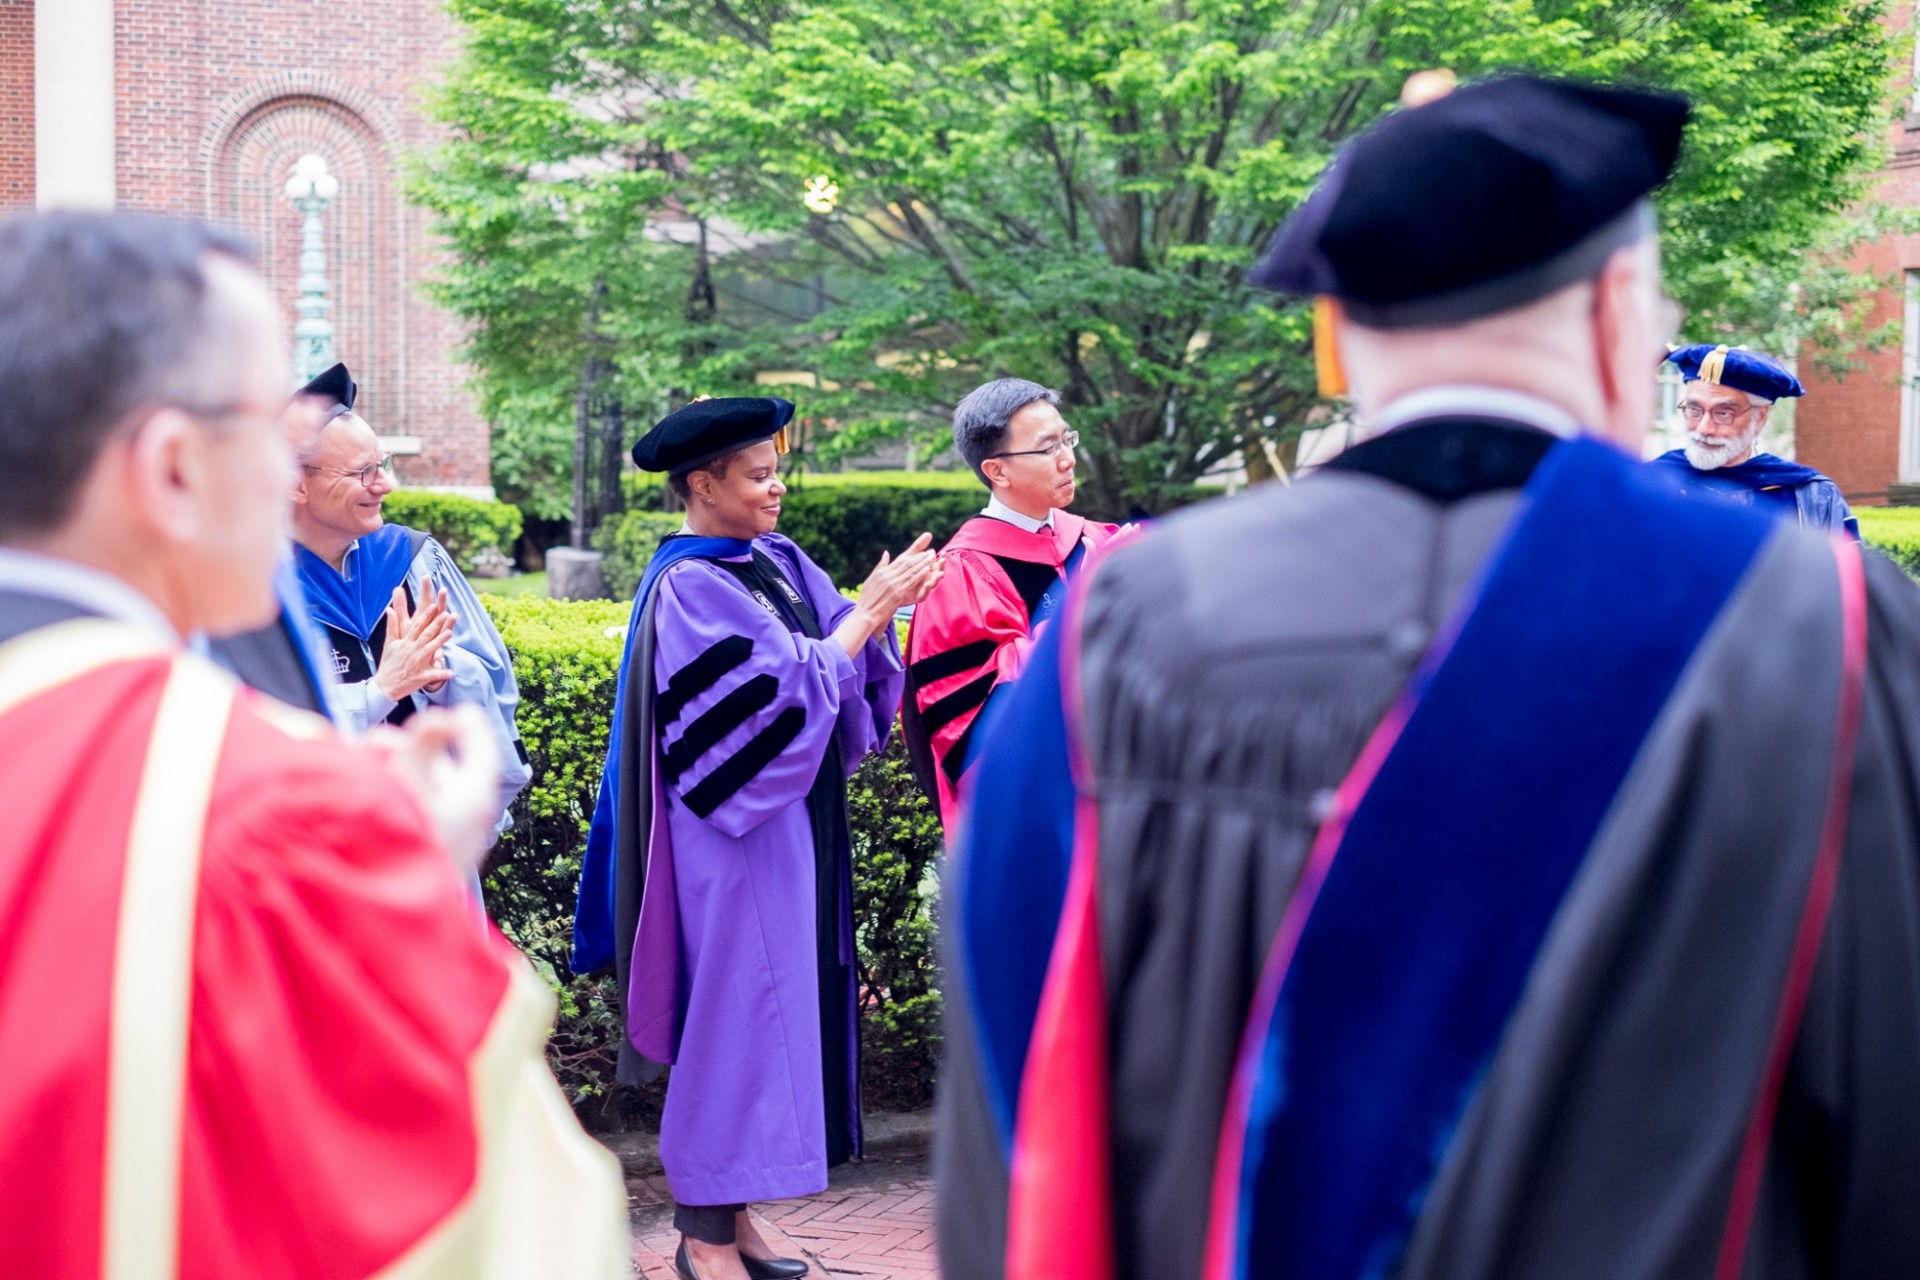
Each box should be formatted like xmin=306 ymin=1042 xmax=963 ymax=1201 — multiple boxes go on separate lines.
xmin=834 ymin=532 xmax=945 ymax=658
xmin=859 ymin=532 xmax=944 ymax=616
xmin=372 ymin=581 xmax=455 ymax=703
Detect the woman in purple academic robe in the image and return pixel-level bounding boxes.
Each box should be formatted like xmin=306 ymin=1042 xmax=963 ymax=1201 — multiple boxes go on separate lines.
xmin=580 ymin=397 xmax=942 ymax=1280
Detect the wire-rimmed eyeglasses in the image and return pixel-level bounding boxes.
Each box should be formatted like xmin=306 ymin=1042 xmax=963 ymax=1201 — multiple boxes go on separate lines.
xmin=304 ymin=453 xmax=395 ymax=487
xmin=990 ymin=429 xmax=1080 ymax=461
xmin=1678 ymin=402 xmax=1757 ymax=428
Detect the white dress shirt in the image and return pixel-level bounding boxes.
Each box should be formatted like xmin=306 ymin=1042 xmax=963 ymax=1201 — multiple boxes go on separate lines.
xmin=983 ymin=495 xmax=1054 ymax=533
xmin=0 ymin=547 xmax=180 ymax=641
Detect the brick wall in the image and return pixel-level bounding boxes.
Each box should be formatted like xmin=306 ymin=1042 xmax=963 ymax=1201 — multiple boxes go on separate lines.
xmin=1796 ymin=36 xmax=1920 ymax=506
xmin=1796 ymin=153 xmax=1920 ymax=506
xmin=113 ymin=0 xmax=488 ymax=488
xmin=0 ymin=1 xmax=32 ymax=210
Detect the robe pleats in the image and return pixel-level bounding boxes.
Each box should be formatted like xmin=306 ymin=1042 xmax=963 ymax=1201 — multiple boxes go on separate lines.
xmin=0 ymin=613 xmax=626 ymax=1280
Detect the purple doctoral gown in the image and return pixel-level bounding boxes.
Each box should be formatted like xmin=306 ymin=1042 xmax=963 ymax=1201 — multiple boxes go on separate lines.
xmin=628 ymin=534 xmax=902 ymax=1206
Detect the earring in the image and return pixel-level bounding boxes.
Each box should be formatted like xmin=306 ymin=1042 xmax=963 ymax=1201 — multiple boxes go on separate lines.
xmin=703 ymin=497 xmax=715 ymax=506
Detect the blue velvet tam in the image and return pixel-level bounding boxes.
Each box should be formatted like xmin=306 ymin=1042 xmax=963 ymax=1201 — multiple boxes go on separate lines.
xmin=298 ymin=362 xmax=358 ymax=420
xmin=1251 ymin=75 xmax=1688 ymax=329
xmin=1664 ymin=344 xmax=1803 ymax=401
xmin=630 ymin=396 xmax=797 ymax=474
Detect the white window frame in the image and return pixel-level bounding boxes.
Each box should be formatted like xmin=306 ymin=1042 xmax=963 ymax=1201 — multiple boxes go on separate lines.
xmin=1902 ymin=269 xmax=1920 ymax=481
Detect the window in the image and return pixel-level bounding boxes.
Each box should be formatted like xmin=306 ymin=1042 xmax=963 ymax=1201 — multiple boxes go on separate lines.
xmin=1652 ymin=362 xmax=1683 ymax=457
xmin=1902 ymin=269 xmax=1920 ymax=480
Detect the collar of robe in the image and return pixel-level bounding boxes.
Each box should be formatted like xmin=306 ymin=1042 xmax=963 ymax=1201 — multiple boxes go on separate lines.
xmin=292 ymin=524 xmax=417 ymax=640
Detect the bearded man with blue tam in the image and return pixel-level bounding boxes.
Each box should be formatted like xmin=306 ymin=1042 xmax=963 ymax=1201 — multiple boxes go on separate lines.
xmin=574 ymin=395 xmax=942 ymax=1280
xmin=937 ymin=72 xmax=1920 ymax=1280
xmin=1654 ymin=343 xmax=1857 ymax=536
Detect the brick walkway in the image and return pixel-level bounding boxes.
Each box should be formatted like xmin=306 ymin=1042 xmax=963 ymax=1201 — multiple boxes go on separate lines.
xmin=622 ymin=1118 xmax=937 ymax=1279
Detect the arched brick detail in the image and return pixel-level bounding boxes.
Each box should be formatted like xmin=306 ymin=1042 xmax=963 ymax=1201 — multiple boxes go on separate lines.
xmin=111 ymin=4 xmax=490 ymax=488
xmin=196 ymin=71 xmax=402 ymax=189
xmin=207 ymin=93 xmax=407 ymax=448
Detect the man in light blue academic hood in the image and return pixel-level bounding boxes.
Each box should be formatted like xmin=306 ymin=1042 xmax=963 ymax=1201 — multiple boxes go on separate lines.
xmin=1653 ymin=343 xmax=1858 ymax=537
xmin=289 ymin=362 xmax=533 ymax=836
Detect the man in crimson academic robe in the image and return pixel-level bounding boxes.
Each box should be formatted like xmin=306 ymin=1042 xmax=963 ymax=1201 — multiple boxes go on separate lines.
xmin=0 ymin=211 xmax=627 ymax=1279
xmin=937 ymin=75 xmax=1920 ymax=1280
xmin=902 ymin=379 xmax=1122 ymax=833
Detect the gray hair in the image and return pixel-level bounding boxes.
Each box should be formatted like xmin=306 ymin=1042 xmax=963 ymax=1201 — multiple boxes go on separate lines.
xmin=0 ymin=212 xmax=257 ymax=540
xmin=952 ymin=378 xmax=1060 ymax=484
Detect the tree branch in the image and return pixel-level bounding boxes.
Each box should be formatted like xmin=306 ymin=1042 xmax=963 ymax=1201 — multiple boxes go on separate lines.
xmin=895 ymin=196 xmax=980 ymax=295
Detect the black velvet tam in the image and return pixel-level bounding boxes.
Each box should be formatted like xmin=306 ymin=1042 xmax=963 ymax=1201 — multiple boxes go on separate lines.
xmin=1252 ymin=75 xmax=1688 ymax=328
xmin=631 ymin=396 xmax=796 ymax=474
xmin=299 ymin=362 xmax=357 ymax=412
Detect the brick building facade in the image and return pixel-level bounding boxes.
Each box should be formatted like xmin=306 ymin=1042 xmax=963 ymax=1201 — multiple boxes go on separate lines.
xmin=1793 ymin=131 xmax=1920 ymax=504
xmin=1793 ymin=31 xmax=1920 ymax=507
xmin=0 ymin=0 xmax=491 ymax=493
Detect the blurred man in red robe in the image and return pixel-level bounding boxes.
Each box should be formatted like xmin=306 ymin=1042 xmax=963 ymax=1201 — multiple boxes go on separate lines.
xmin=0 ymin=212 xmax=627 ymax=1280
xmin=902 ymin=379 xmax=1121 ymax=834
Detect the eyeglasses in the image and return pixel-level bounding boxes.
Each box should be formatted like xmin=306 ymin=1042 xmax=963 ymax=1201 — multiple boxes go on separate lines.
xmin=1678 ymin=402 xmax=1757 ymax=427
xmin=990 ymin=429 xmax=1080 ymax=461
xmin=304 ymin=453 xmax=395 ymax=487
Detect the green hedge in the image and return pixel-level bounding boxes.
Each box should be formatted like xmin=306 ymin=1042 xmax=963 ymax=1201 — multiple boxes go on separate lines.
xmin=1859 ymin=507 xmax=1920 ymax=579
xmin=479 ymin=594 xmax=943 ymax=1120
xmin=383 ymin=490 xmax=524 ymax=573
xmin=778 ymin=486 xmax=985 ymax=584
xmin=594 ymin=511 xmax=684 ymax=601
xmin=598 ymin=484 xmax=985 ymax=596
xmin=621 ymin=468 xmax=980 ymax=509
xmin=477 ymin=596 xmax=629 ymax=1104
xmin=791 ymin=469 xmax=980 ymax=491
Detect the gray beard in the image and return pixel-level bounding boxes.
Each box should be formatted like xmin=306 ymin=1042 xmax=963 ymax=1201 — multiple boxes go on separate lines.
xmin=1684 ymin=426 xmax=1761 ymax=471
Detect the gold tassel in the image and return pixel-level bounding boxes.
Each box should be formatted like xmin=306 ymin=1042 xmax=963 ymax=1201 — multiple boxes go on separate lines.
xmin=1697 ymin=345 xmax=1730 ymax=385
xmin=1313 ymin=296 xmax=1348 ymax=398
xmin=773 ymin=426 xmax=790 ymax=455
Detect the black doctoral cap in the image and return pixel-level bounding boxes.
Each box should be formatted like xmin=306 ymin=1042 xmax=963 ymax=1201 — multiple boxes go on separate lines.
xmin=299 ymin=362 xmax=358 ymax=421
xmin=631 ymin=396 xmax=796 ymax=474
xmin=1252 ymin=75 xmax=1689 ymax=329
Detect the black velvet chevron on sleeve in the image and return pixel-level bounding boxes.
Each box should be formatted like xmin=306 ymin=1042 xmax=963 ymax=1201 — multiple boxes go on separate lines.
xmin=662 ymin=674 xmax=781 ymax=784
xmin=682 ymin=706 xmax=810 ymax=817
xmin=658 ymin=635 xmax=753 ymax=727
xmin=910 ymin=638 xmax=1000 ymax=687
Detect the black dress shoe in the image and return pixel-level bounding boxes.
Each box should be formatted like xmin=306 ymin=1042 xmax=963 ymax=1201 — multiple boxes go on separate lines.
xmin=741 ymin=1253 xmax=809 ymax=1280
xmin=673 ymin=1239 xmax=705 ymax=1280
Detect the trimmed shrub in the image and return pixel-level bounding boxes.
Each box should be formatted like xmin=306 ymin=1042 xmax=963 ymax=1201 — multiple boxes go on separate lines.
xmin=793 ymin=469 xmax=980 ymax=491
xmin=620 ymin=468 xmax=979 ymax=507
xmin=597 ymin=485 xmax=984 ymax=597
xmin=479 ymin=595 xmax=630 ymax=1098
xmin=595 ymin=511 xmax=684 ymax=600
xmin=847 ymin=736 xmax=945 ymax=1111
xmin=479 ymin=594 xmax=945 ymax=1119
xmin=384 ymin=489 xmax=524 ymax=573
xmin=778 ymin=487 xmax=985 ymax=585
xmin=1859 ymin=507 xmax=1920 ymax=579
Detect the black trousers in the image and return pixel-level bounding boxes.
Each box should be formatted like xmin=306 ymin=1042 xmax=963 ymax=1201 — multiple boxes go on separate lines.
xmin=675 ymin=1202 xmax=746 ymax=1245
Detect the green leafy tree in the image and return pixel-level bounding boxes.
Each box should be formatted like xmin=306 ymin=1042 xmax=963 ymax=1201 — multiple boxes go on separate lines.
xmin=418 ymin=0 xmax=1897 ymax=517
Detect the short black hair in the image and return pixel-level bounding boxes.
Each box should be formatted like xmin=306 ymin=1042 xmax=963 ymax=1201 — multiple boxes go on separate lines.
xmin=666 ymin=447 xmax=742 ymax=504
xmin=951 ymin=378 xmax=1061 ymax=485
xmin=0 ymin=212 xmax=258 ymax=540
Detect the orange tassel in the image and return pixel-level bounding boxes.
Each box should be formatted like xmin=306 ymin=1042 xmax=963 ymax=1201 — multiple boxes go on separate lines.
xmin=1313 ymin=296 xmax=1348 ymax=398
